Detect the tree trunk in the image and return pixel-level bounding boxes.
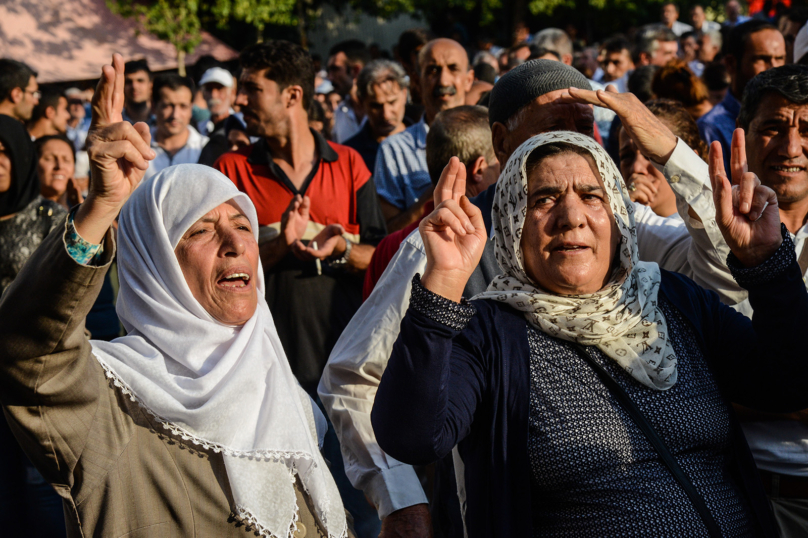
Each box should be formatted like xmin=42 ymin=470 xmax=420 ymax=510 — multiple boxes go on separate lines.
xmin=177 ymin=49 xmax=186 ymax=77
xmin=297 ymin=0 xmax=308 ymax=49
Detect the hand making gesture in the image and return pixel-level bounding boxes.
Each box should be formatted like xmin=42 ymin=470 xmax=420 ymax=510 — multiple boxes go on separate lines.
xmin=560 ymin=85 xmax=679 ymax=164
xmin=73 ymin=54 xmax=155 ymax=244
xmin=419 ymin=157 xmax=488 ymax=302
xmin=709 ymin=129 xmax=782 ymax=267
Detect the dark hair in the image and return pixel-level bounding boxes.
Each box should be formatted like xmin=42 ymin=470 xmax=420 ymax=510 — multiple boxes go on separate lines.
xmin=151 ymin=74 xmax=195 ymax=106
xmin=426 ymin=106 xmax=494 ymax=185
xmin=787 ymin=7 xmax=808 ymax=26
xmin=651 ymin=59 xmax=710 ymax=108
xmin=398 ymin=28 xmax=433 ymax=67
xmin=738 ymin=64 xmax=808 ymax=130
xmin=628 ymin=65 xmax=660 ymax=103
xmin=661 ymin=1 xmax=679 ymax=12
xmin=124 ymin=59 xmax=151 ymax=78
xmin=329 ymin=40 xmax=371 ymax=68
xmin=240 ymin=40 xmax=314 ymax=110
xmin=308 ymin=99 xmax=326 ymax=124
xmin=600 ymin=36 xmax=632 ymax=56
xmin=525 ymin=142 xmax=597 ymax=180
xmin=528 ymin=46 xmax=562 ymax=61
xmin=645 ymin=99 xmax=708 ymax=160
xmin=34 ymin=133 xmax=75 ymax=163
xmin=702 ymin=61 xmax=730 ymax=91
xmin=634 ymin=24 xmax=678 ymax=63
xmin=30 ymin=88 xmax=64 ymax=123
xmin=473 ymin=63 xmax=497 ymax=84
xmin=0 ymin=59 xmax=37 ymax=102
xmin=725 ymin=19 xmax=778 ymax=60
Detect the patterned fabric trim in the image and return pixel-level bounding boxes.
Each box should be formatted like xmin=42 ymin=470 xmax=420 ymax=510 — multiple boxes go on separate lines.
xmin=410 ymin=274 xmax=475 ymax=331
xmin=728 ymin=223 xmax=795 ymax=286
xmin=65 ymin=208 xmax=104 ymax=266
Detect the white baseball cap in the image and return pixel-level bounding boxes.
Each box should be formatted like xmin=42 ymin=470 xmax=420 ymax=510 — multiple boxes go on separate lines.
xmin=199 ymin=67 xmax=234 ymax=88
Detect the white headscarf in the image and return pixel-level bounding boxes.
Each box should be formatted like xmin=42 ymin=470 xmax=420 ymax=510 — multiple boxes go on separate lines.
xmin=474 ymin=131 xmax=678 ymax=391
xmin=91 ymin=164 xmax=346 ymax=538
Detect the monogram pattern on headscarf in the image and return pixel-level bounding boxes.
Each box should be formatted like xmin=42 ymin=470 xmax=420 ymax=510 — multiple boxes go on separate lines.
xmin=475 ymin=131 xmax=678 ymax=391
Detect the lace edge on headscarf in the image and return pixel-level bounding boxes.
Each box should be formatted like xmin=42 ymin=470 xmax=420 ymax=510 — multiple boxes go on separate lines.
xmin=96 ymin=357 xmax=318 ymax=463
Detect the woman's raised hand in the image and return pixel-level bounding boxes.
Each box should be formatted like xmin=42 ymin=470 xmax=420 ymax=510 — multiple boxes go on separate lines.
xmin=709 ymin=129 xmax=782 ymax=268
xmin=74 ymin=54 xmax=155 ymax=244
xmin=419 ymin=157 xmax=488 ymax=302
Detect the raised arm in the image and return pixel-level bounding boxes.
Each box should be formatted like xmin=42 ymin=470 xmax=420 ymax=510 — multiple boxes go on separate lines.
xmin=694 ymin=137 xmax=808 ymax=410
xmin=0 ymin=54 xmax=154 ymax=485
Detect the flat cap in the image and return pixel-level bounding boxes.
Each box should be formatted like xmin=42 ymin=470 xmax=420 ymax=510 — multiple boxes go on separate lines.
xmin=488 ymin=59 xmax=592 ymax=126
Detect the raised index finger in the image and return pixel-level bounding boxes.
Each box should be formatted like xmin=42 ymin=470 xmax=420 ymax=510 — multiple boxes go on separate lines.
xmin=434 ymin=157 xmax=466 ymax=205
xmin=90 ymin=53 xmax=125 ymax=131
xmin=730 ymin=128 xmax=748 ymax=186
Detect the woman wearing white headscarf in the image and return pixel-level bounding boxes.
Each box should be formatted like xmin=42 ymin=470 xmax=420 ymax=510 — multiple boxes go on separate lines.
xmin=0 ymin=56 xmax=348 ymax=538
xmin=372 ymin=131 xmax=808 ymax=538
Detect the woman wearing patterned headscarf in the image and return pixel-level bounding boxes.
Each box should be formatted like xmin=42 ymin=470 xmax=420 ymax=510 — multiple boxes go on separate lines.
xmin=372 ymin=131 xmax=808 ymax=537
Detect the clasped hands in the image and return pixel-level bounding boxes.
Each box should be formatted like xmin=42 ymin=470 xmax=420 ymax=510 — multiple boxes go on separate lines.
xmin=281 ymin=194 xmax=348 ymax=262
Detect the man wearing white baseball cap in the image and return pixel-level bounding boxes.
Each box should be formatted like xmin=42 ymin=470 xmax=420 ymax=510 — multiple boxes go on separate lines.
xmin=198 ymin=66 xmax=236 ymax=136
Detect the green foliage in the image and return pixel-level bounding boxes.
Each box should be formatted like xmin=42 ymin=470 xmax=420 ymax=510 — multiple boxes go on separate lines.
xmin=107 ymin=0 xmax=203 ymax=55
xmin=210 ymin=0 xmax=299 ymax=34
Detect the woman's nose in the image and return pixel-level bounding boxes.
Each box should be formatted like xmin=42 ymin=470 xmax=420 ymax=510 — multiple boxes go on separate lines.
xmin=555 ymin=195 xmax=586 ymax=230
xmin=220 ymin=230 xmax=246 ymax=257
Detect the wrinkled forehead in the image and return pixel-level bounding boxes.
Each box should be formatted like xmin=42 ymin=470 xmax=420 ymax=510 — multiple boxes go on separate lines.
xmin=524 ymin=147 xmax=604 ymax=191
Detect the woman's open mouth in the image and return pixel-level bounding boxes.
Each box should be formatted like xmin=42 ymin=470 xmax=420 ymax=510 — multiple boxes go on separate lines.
xmin=217 ymin=272 xmax=251 ymax=289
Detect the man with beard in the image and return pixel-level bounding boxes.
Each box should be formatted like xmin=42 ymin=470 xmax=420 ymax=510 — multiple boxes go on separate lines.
xmin=197 ymin=67 xmax=241 ymax=166
xmin=374 ymin=38 xmax=474 ymax=233
xmin=343 ymin=60 xmax=411 ymax=173
xmin=144 ymin=74 xmax=208 ymax=179
xmin=321 ymin=59 xmax=735 ymax=537
xmin=213 ymin=40 xmax=386 ymax=396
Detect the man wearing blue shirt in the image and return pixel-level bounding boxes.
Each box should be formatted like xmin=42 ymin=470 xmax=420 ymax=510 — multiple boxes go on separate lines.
xmin=374 ymin=38 xmax=473 ymax=232
xmin=698 ymin=20 xmax=784 ymax=175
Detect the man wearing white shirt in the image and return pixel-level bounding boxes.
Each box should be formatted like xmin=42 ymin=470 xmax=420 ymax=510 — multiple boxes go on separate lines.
xmin=690 ymin=4 xmax=721 ymax=34
xmin=661 ymin=2 xmax=694 ymax=36
xmin=144 ymin=74 xmax=208 ymax=180
xmin=319 ymin=60 xmax=731 ymax=537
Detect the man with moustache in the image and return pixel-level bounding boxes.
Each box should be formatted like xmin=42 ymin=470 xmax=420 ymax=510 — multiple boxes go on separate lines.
xmin=321 ymin=59 xmax=732 ymax=537
xmin=374 ymin=38 xmax=474 ymax=232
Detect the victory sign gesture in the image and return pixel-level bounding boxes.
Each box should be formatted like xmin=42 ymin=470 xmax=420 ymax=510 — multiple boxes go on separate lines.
xmin=420 ymin=157 xmax=488 ymax=303
xmin=709 ymin=129 xmax=782 ymax=268
xmin=74 ymin=54 xmax=155 ymax=244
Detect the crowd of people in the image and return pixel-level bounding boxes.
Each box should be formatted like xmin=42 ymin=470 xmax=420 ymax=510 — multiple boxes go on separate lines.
xmin=2 ymin=1 xmax=808 ymax=537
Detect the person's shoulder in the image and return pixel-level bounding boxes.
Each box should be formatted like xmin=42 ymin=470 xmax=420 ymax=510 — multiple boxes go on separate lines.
xmin=36 ymin=197 xmax=67 ymax=218
xmin=380 ymin=124 xmax=419 ymax=150
xmin=216 ymin=144 xmax=253 ymax=165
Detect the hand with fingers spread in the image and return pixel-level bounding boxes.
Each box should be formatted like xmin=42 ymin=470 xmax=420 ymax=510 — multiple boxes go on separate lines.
xmin=291 ymin=224 xmax=346 ymax=261
xmin=560 ymin=87 xmax=678 ymax=164
xmin=75 ymin=53 xmax=155 ymax=244
xmin=709 ymin=129 xmax=782 ymax=268
xmin=420 ymin=157 xmax=488 ymax=302
xmin=281 ymin=194 xmax=311 ymax=248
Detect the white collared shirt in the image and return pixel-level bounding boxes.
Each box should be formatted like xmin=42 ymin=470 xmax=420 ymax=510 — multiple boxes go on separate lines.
xmin=145 ymin=126 xmax=209 ymax=180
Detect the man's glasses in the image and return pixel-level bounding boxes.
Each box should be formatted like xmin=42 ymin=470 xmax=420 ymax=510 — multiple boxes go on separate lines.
xmin=24 ymin=89 xmax=41 ymax=100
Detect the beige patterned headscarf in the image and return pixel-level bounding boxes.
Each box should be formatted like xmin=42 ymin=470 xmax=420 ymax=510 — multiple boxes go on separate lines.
xmin=474 ymin=131 xmax=678 ymax=391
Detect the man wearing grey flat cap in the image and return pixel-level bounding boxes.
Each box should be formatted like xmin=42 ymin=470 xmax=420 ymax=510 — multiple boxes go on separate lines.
xmin=319 ymin=57 xmax=724 ymax=537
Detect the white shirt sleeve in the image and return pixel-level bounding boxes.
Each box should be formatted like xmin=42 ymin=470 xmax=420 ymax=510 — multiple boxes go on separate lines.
xmin=646 ymin=137 xmax=747 ymax=305
xmin=318 ymin=230 xmax=429 ymax=519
